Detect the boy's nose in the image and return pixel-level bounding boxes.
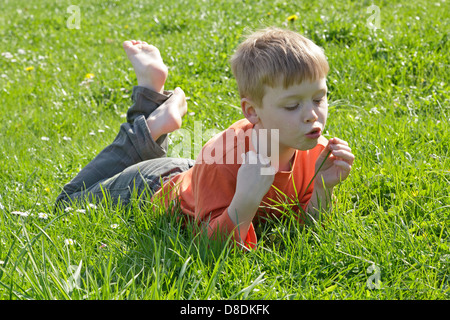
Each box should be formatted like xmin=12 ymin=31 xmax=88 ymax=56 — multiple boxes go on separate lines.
xmin=303 ymin=103 xmax=318 ymax=123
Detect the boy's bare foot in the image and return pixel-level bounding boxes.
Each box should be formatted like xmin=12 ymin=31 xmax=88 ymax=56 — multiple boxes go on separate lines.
xmin=146 ymin=87 xmax=188 ymax=141
xmin=123 ymin=40 xmax=168 ymax=93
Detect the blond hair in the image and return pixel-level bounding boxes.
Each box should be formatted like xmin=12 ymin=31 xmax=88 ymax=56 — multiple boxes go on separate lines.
xmin=230 ymin=27 xmax=329 ymax=106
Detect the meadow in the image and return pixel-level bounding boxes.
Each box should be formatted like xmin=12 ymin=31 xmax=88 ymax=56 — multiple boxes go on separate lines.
xmin=0 ymin=0 xmax=448 ymax=300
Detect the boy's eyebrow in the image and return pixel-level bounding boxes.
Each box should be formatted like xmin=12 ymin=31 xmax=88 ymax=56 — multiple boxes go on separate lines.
xmin=279 ymin=88 xmax=327 ymax=101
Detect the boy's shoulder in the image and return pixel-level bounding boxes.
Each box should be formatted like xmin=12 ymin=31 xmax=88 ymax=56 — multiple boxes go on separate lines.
xmin=195 ymin=118 xmax=253 ymax=166
xmin=227 ymin=118 xmax=253 ymax=131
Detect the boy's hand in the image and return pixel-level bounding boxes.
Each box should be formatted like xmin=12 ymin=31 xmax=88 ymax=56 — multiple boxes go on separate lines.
xmin=314 ymin=137 xmax=354 ymax=190
xmin=235 ymin=151 xmax=276 ymax=202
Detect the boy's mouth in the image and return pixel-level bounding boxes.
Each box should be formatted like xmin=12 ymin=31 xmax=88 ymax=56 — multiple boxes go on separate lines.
xmin=305 ymin=127 xmax=321 ymax=139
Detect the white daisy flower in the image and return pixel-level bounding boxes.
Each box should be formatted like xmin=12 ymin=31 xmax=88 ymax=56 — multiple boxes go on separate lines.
xmin=11 ymin=210 xmax=29 ymax=217
xmin=38 ymin=212 xmax=48 ymax=219
xmin=1 ymin=52 xmax=13 ymax=59
xmin=369 ymin=107 xmax=380 ymax=114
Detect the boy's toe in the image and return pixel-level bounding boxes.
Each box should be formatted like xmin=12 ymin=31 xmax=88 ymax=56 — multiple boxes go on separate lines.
xmin=123 ymin=40 xmax=133 ymax=48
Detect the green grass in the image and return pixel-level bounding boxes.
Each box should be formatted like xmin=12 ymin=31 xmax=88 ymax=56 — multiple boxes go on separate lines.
xmin=0 ymin=0 xmax=449 ymax=300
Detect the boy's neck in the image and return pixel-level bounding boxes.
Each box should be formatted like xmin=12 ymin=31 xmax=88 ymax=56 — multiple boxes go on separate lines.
xmin=276 ymin=145 xmax=296 ymax=171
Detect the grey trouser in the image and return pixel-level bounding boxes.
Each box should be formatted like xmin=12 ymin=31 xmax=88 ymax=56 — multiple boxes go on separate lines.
xmin=55 ymin=86 xmax=195 ymax=208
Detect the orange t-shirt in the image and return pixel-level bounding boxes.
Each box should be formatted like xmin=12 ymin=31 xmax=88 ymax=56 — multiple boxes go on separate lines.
xmin=152 ymin=118 xmax=327 ymax=249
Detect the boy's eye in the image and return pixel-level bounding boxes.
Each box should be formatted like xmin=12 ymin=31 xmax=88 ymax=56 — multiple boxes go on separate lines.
xmin=285 ymin=104 xmax=300 ymax=111
xmin=314 ymin=98 xmax=325 ymax=104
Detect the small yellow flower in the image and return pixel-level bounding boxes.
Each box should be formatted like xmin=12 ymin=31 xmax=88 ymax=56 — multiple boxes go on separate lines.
xmin=124 ymin=25 xmax=129 ymax=29
xmin=25 ymin=66 xmax=34 ymax=71
xmin=84 ymin=73 xmax=95 ymax=79
xmin=287 ymin=14 xmax=298 ymax=22
xmin=44 ymin=187 xmax=50 ymax=193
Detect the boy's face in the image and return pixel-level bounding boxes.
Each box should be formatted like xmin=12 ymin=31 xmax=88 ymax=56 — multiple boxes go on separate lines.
xmin=254 ymin=78 xmax=328 ymax=152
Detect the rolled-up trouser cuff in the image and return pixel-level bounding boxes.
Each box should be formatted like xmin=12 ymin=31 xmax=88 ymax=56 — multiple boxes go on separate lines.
xmin=127 ymin=86 xmax=173 ymax=123
xmin=127 ymin=85 xmax=173 ymax=154
xmin=131 ymin=115 xmax=167 ymax=160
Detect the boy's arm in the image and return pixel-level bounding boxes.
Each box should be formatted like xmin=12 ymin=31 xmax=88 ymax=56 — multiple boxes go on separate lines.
xmin=227 ymin=151 xmax=276 ymax=242
xmin=227 ymin=191 xmax=262 ymax=243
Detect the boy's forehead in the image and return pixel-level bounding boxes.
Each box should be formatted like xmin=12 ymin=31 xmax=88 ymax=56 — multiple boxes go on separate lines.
xmin=264 ymin=77 xmax=328 ymax=96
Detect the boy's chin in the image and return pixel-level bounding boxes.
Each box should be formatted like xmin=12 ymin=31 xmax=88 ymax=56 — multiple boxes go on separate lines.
xmin=294 ymin=140 xmax=319 ymax=151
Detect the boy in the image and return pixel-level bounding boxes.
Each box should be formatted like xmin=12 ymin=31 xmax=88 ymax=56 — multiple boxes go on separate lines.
xmin=56 ymin=28 xmax=355 ymax=249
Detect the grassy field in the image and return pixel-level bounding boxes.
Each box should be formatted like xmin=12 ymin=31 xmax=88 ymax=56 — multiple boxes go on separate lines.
xmin=0 ymin=0 xmax=449 ymax=300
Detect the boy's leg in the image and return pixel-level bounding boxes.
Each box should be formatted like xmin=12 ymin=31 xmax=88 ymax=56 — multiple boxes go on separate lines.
xmin=56 ymin=40 xmax=189 ymax=207
xmin=61 ymin=156 xmax=195 ymax=207
xmin=55 ymin=86 xmax=168 ymax=204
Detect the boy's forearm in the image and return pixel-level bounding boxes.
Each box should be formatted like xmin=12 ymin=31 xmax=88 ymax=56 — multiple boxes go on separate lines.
xmin=306 ymin=182 xmax=334 ymax=223
xmin=227 ymin=193 xmax=261 ymax=242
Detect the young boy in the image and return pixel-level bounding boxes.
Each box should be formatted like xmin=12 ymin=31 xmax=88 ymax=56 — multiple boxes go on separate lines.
xmin=56 ymin=28 xmax=354 ymax=249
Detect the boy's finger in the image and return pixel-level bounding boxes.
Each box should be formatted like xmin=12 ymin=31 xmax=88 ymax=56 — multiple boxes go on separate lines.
xmin=258 ymin=154 xmax=271 ymax=166
xmin=333 ymin=160 xmax=352 ymax=173
xmin=260 ymin=165 xmax=277 ymax=176
xmin=318 ymin=145 xmax=333 ymax=162
xmin=329 ymin=144 xmax=352 ymax=152
xmin=330 ymin=137 xmax=349 ymax=146
xmin=241 ymin=150 xmax=258 ymax=164
xmin=331 ymin=149 xmax=355 ymax=165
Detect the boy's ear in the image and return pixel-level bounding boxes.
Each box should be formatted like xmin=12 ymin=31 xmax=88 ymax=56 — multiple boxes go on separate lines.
xmin=241 ymin=98 xmax=259 ymax=124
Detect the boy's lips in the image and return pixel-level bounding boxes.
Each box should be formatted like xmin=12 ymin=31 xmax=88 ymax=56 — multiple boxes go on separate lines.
xmin=305 ymin=127 xmax=322 ymax=139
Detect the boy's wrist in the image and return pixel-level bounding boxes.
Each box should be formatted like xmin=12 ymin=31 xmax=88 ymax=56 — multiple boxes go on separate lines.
xmin=230 ymin=193 xmax=261 ymax=214
xmin=312 ymin=181 xmax=334 ymax=203
xmin=228 ymin=193 xmax=260 ymax=223
xmin=306 ymin=182 xmax=334 ymax=221
xmin=313 ymin=180 xmax=334 ymax=193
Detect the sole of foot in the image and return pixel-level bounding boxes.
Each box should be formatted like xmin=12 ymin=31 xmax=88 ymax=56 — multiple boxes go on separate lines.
xmin=123 ymin=40 xmax=168 ymax=93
